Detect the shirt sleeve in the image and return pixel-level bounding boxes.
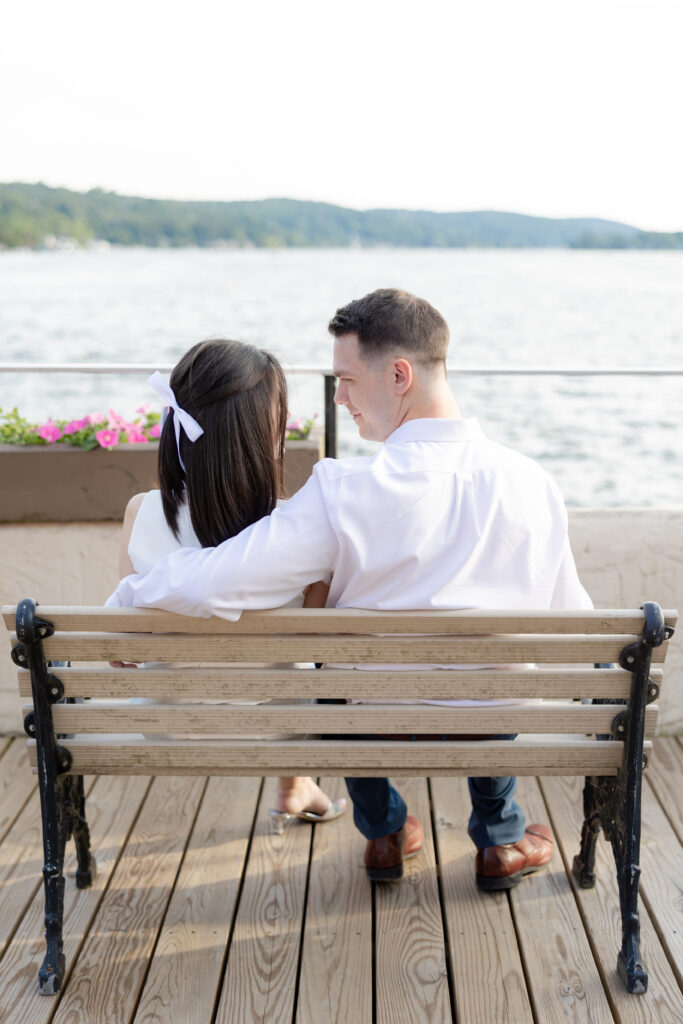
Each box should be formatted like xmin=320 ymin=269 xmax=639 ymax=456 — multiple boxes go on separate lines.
xmin=550 ymin=534 xmax=593 ymax=609
xmin=106 ymin=472 xmax=338 ymax=619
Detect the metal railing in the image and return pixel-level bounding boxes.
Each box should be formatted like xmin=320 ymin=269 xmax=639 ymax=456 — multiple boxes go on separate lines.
xmin=1 ymin=363 xmax=681 ymax=460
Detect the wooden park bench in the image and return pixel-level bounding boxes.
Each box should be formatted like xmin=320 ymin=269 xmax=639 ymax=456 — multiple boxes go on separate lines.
xmin=4 ymin=599 xmax=677 ymax=997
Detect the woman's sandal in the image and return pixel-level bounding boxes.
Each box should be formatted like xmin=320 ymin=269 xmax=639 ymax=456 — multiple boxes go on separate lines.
xmin=269 ymin=797 xmax=347 ymax=835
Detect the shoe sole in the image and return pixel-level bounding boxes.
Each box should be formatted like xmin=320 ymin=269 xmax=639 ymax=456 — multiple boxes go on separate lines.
xmin=476 ymin=863 xmax=546 ymax=891
xmin=365 ymin=846 xmax=421 ymax=882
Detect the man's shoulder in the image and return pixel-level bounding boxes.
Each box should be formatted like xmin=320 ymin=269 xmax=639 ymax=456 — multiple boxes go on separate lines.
xmin=477 ymin=437 xmax=566 ymax=506
xmin=313 ymin=453 xmax=380 ymax=482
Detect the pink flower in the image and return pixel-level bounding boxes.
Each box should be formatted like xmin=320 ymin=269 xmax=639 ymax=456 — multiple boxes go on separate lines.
xmin=38 ymin=421 xmax=63 ymax=443
xmin=125 ymin=429 xmax=148 ymax=444
xmin=95 ymin=428 xmax=120 ymax=449
xmin=148 ymin=423 xmax=161 ymax=438
xmin=85 ymin=412 xmax=105 ymax=425
xmin=63 ymin=418 xmax=88 ymax=435
xmin=136 ymin=404 xmax=150 ymax=415
xmin=287 ymin=417 xmax=304 ymax=432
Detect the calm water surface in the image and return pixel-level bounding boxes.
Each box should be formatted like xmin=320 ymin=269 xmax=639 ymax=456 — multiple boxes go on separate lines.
xmin=1 ymin=247 xmax=681 ymax=507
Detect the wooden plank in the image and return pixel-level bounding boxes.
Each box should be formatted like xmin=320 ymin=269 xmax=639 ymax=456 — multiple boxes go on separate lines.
xmin=40 ymin=737 xmax=629 ymax=777
xmin=18 ymin=666 xmax=648 ymax=702
xmin=510 ymin=776 xmax=615 ymax=1024
xmin=374 ymin=777 xmax=452 ymax=1024
xmin=644 ymin=737 xmax=683 ymax=843
xmin=639 ymin=775 xmax=683 ymax=988
xmin=0 ymin=774 xmax=150 ymax=1024
xmin=4 ymin=604 xmax=676 ymax=635
xmin=214 ymin=777 xmax=311 ymax=1024
xmin=431 ymin=775 xmax=533 ymax=1024
xmin=296 ymin=777 xmax=373 ymax=1024
xmin=0 ymin=740 xmax=36 ymax=843
xmin=50 ymin=775 xmax=206 ymax=1024
xmin=134 ymin=776 xmax=262 ymax=1024
xmin=0 ymin=790 xmax=46 ymax=960
xmin=45 ymin=701 xmax=659 ymax=737
xmin=40 ymin=633 xmax=663 ymax=664
xmin=540 ymin=774 xmax=683 ymax=1023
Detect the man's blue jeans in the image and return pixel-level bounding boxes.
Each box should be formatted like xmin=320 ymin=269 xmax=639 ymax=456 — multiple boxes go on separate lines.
xmin=344 ymin=733 xmax=525 ymax=849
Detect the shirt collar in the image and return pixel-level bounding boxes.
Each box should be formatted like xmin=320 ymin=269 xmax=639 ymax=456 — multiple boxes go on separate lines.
xmin=385 ymin=417 xmax=484 ymax=445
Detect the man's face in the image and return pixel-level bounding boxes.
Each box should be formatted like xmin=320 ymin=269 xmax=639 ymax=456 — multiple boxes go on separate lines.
xmin=332 ymin=333 xmax=397 ymax=442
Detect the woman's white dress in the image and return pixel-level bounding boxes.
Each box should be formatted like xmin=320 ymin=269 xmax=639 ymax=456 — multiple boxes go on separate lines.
xmin=128 ymin=490 xmax=303 ymax=737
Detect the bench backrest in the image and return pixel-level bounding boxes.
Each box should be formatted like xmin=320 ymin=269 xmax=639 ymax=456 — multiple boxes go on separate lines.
xmin=6 ymin=604 xmax=676 ymax=779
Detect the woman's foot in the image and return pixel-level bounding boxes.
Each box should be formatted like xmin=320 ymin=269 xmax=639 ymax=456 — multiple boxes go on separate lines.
xmin=274 ymin=776 xmax=340 ymax=818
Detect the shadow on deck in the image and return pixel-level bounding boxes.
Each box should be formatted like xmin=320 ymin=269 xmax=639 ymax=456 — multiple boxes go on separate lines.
xmin=0 ymin=737 xmax=681 ymax=1023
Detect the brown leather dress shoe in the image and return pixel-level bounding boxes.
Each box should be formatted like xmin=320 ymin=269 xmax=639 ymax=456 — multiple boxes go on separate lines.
xmin=475 ymin=824 xmax=553 ymax=891
xmin=364 ymin=815 xmax=424 ymax=881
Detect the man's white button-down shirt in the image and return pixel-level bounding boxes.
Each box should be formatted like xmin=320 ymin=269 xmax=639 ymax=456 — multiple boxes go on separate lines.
xmin=109 ymin=417 xmax=592 ymax=619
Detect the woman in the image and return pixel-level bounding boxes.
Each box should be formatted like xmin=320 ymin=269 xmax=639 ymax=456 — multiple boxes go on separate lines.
xmin=116 ymin=338 xmax=343 ymax=830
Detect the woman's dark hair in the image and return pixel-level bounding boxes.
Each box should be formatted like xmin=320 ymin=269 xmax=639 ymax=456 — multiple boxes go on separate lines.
xmin=158 ymin=339 xmax=288 ymax=547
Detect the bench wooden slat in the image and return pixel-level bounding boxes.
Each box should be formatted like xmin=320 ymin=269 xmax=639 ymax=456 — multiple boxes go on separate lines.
xmin=17 ymin=666 xmax=660 ymax=701
xmin=34 ymin=633 xmax=667 ymax=663
xmin=3 ymin=605 xmax=677 ymax=635
xmin=27 ymin=737 xmax=636 ymax=776
xmin=43 ymin=701 xmax=658 ymax=736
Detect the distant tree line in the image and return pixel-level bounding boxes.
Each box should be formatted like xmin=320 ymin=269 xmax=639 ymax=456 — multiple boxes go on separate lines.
xmin=1 ymin=182 xmax=681 ymax=250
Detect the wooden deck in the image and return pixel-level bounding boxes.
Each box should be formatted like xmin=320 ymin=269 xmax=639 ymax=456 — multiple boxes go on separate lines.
xmin=0 ymin=737 xmax=680 ymax=1024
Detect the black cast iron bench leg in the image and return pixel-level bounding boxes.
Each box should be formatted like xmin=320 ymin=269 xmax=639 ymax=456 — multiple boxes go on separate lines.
xmin=573 ymin=602 xmax=672 ymax=994
xmin=12 ymin=599 xmax=95 ymax=995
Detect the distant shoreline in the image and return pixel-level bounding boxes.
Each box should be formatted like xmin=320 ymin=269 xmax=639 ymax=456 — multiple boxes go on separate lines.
xmin=2 ymin=183 xmax=682 ymax=251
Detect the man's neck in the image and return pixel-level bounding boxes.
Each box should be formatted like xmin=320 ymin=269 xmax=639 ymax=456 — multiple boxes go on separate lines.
xmin=395 ymin=384 xmax=462 ymax=428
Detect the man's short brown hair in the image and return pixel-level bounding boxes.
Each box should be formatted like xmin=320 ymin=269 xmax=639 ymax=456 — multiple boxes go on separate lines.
xmin=328 ymin=288 xmax=449 ymax=366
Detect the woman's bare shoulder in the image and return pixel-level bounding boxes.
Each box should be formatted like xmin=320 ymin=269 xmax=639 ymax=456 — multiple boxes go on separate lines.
xmin=124 ymin=491 xmax=148 ymax=521
xmin=119 ymin=492 xmax=151 ymax=579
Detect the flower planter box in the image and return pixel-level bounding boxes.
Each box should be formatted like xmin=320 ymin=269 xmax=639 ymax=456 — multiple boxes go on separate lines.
xmin=0 ymin=433 xmax=324 ymax=523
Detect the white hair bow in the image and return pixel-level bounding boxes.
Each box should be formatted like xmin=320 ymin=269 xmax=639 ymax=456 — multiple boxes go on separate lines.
xmin=148 ymin=371 xmax=204 ymax=471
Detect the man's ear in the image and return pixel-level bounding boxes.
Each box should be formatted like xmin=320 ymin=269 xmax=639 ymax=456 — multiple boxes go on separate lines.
xmin=393 ymin=357 xmax=413 ymax=395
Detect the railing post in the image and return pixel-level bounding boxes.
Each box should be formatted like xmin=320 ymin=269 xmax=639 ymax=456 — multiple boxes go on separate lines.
xmin=324 ymin=374 xmax=337 ymax=459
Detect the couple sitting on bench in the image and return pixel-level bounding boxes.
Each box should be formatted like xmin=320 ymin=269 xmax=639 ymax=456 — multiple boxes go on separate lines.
xmin=109 ymin=286 xmax=591 ymax=888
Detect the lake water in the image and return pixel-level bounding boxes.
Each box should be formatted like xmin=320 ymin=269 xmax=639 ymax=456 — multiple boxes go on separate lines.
xmin=1 ymin=247 xmax=681 ymax=507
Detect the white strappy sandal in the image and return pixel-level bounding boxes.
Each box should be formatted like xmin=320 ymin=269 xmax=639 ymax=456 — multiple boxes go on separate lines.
xmin=269 ymin=798 xmax=348 ymax=835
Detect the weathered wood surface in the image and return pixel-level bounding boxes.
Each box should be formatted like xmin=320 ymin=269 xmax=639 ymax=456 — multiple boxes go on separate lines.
xmin=511 ymin=776 xmax=616 ymax=1023
xmin=540 ymin=773 xmax=683 ymax=1024
xmin=37 ymin=632 xmax=668 ymax=663
xmin=5 ymin=604 xmax=676 ymax=635
xmin=0 ymin=773 xmax=150 ymax=1024
xmin=374 ymin=778 xmax=452 ymax=1024
xmin=431 ymin=775 xmax=534 ymax=1023
xmin=26 ymin=737 xmax=632 ymax=776
xmin=134 ymin=775 xmax=261 ymax=1024
xmin=0 ymin=737 xmax=681 ymax=1024
xmin=645 ymin=737 xmax=683 ymax=843
xmin=639 ymin=776 xmax=683 ymax=989
xmin=296 ymin=776 xmax=373 ymax=1024
xmin=51 ymin=775 xmax=205 ymax=1024
xmin=18 ymin=665 xmax=653 ymax=701
xmin=214 ymin=777 xmax=312 ymax=1024
xmin=0 ymin=740 xmax=35 ymax=841
xmin=44 ymin=700 xmax=658 ymax=736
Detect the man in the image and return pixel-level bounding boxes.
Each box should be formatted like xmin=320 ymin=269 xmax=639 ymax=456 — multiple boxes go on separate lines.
xmin=110 ymin=288 xmax=592 ymax=886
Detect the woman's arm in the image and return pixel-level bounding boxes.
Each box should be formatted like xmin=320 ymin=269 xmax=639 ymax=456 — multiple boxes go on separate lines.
xmin=303 ymin=581 xmax=330 ymax=609
xmin=118 ymin=493 xmax=146 ymax=580
xmin=112 ymin=492 xmax=146 ymax=667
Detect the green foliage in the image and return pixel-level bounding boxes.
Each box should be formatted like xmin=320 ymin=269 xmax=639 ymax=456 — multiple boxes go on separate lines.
xmin=0 ymin=406 xmax=162 ymax=449
xmin=0 ymin=407 xmax=43 ymax=445
xmin=1 ymin=182 xmax=681 ymax=250
xmin=285 ymin=415 xmax=316 ymax=440
xmin=1 ymin=404 xmax=315 ymax=447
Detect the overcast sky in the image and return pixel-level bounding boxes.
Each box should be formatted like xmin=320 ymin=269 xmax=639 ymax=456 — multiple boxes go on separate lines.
xmin=2 ymin=0 xmax=682 ymax=231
